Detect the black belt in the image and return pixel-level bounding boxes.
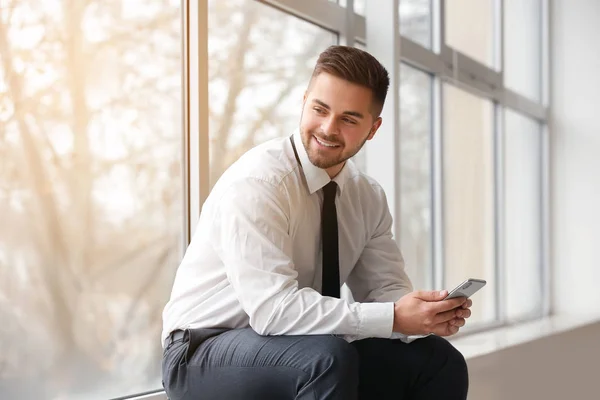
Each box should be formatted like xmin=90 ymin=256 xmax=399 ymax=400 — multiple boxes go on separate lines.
xmin=165 ymin=329 xmax=187 ymax=347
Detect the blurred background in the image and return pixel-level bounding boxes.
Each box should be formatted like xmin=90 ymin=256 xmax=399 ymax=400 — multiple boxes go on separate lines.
xmin=0 ymin=0 xmax=598 ymax=399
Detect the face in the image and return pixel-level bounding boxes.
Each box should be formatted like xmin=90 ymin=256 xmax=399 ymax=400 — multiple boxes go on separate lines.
xmin=299 ymin=72 xmax=382 ymax=178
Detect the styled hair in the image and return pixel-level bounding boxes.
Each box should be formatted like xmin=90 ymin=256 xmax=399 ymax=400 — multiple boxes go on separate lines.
xmin=310 ymin=45 xmax=390 ymax=116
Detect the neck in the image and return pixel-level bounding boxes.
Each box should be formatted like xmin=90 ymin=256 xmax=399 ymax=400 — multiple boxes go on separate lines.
xmin=326 ymin=162 xmax=345 ymax=179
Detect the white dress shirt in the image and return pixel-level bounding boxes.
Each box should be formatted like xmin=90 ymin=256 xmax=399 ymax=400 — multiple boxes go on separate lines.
xmin=161 ymin=132 xmax=414 ymax=346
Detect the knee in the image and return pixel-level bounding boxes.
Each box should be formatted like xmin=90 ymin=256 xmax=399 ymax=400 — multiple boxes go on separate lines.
xmin=446 ymin=341 xmax=468 ymax=375
xmin=437 ymin=338 xmax=469 ymax=390
xmin=310 ymin=336 xmax=359 ymax=379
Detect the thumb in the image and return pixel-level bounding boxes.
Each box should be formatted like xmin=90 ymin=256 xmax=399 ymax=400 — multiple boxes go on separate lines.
xmin=413 ymin=290 xmax=448 ymax=302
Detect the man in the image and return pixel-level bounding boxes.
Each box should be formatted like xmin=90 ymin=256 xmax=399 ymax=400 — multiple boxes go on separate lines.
xmin=162 ymin=45 xmax=471 ymax=400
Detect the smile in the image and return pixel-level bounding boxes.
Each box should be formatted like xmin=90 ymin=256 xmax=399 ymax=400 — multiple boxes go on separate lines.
xmin=314 ymin=135 xmax=340 ymax=148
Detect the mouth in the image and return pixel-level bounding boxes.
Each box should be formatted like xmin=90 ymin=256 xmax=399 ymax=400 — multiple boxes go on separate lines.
xmin=313 ymin=135 xmax=341 ymax=148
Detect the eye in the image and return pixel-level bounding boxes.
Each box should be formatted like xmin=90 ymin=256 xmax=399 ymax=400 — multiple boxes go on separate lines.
xmin=342 ymin=117 xmax=357 ymax=125
xmin=313 ymin=107 xmax=326 ymax=115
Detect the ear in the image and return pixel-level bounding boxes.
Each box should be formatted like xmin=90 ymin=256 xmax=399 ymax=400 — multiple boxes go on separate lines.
xmin=303 ymin=91 xmax=308 ymax=105
xmin=367 ymin=117 xmax=383 ymax=140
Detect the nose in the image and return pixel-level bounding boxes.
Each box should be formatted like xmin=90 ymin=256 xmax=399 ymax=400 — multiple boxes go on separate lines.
xmin=321 ymin=116 xmax=339 ymax=136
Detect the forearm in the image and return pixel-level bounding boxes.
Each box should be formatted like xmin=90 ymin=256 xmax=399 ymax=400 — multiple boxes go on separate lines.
xmin=241 ymin=284 xmax=394 ymax=339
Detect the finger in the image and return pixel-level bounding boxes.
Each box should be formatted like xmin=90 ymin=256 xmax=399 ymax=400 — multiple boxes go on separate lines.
xmin=452 ymin=308 xmax=471 ymax=319
xmin=450 ymin=318 xmax=466 ymax=327
xmin=430 ymin=322 xmax=459 ymax=337
xmin=433 ymin=308 xmax=459 ymax=324
xmin=461 ymin=299 xmax=473 ymax=309
xmin=413 ymin=290 xmax=448 ymax=302
xmin=434 ymin=307 xmax=470 ymax=325
xmin=430 ymin=297 xmax=466 ymax=313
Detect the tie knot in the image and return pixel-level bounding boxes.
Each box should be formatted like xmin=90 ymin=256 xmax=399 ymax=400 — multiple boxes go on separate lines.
xmin=323 ymin=181 xmax=337 ymax=200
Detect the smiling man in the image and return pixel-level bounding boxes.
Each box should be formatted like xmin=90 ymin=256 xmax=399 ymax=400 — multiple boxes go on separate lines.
xmin=300 ymin=74 xmax=379 ymax=177
xmin=161 ymin=45 xmax=471 ymax=400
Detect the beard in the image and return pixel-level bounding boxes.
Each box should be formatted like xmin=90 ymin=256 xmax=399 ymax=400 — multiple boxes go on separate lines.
xmin=300 ymin=127 xmax=369 ymax=170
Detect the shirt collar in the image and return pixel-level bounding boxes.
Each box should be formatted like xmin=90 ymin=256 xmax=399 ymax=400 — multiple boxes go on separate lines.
xmin=292 ymin=130 xmax=356 ymax=196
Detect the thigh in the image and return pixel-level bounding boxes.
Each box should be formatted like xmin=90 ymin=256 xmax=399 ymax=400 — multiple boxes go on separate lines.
xmin=189 ymin=328 xmax=351 ymax=370
xmin=352 ymin=335 xmax=468 ymax=400
xmin=165 ymin=328 xmax=358 ymax=400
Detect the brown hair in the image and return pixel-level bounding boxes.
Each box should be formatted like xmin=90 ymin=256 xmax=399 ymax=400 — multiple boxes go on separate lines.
xmin=310 ymin=45 xmax=390 ymax=117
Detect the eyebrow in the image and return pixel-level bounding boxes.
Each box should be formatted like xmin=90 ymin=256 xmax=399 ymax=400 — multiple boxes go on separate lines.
xmin=312 ymin=99 xmax=365 ymax=119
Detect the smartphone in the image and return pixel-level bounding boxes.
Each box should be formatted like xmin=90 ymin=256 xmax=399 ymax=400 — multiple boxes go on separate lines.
xmin=444 ymin=278 xmax=487 ymax=300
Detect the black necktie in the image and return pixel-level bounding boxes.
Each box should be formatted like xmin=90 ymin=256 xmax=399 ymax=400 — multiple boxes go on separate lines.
xmin=321 ymin=181 xmax=340 ymax=298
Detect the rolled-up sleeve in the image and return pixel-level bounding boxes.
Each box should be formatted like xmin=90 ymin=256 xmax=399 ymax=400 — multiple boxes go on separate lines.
xmin=210 ymin=177 xmax=392 ymax=340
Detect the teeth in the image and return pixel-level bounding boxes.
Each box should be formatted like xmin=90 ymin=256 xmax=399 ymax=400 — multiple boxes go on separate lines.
xmin=315 ymin=136 xmax=339 ymax=147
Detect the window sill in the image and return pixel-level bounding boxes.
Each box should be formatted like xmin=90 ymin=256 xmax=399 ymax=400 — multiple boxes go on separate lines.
xmin=449 ymin=312 xmax=600 ymax=360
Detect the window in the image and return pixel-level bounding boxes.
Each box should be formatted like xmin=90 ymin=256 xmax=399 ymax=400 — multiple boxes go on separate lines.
xmin=399 ymin=64 xmax=433 ymax=290
xmin=208 ymin=0 xmax=336 ymax=187
xmin=346 ymin=0 xmax=433 ymax=48
xmin=0 ymin=1 xmax=182 ymax=399
xmin=504 ymin=109 xmax=543 ymax=321
xmin=348 ymin=0 xmax=546 ymax=327
xmin=400 ymin=0 xmax=432 ymax=48
xmin=504 ymin=0 xmax=542 ymax=101
xmin=445 ymin=0 xmax=495 ymax=68
xmin=442 ymin=84 xmax=496 ymax=324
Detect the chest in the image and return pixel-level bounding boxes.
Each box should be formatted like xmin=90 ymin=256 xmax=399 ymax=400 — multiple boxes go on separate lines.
xmin=289 ymin=192 xmax=370 ymax=289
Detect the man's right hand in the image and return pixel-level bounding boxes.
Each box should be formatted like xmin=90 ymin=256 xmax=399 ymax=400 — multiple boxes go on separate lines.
xmin=392 ymin=290 xmax=468 ymax=337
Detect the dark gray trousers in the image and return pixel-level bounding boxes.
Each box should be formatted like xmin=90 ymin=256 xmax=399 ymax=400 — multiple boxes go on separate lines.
xmin=162 ymin=328 xmax=468 ymax=400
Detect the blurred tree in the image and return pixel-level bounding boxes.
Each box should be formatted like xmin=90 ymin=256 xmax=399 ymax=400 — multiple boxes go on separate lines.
xmin=0 ymin=0 xmax=181 ymax=397
xmin=207 ymin=0 xmax=335 ymax=186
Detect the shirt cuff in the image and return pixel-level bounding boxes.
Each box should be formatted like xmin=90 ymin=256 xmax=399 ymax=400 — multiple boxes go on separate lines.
xmin=355 ymin=302 xmax=394 ymax=339
xmin=390 ymin=332 xmax=432 ymax=343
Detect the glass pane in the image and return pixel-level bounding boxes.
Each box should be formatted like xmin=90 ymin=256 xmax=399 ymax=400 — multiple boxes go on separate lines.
xmin=399 ymin=64 xmax=433 ymax=290
xmin=504 ymin=110 xmax=543 ymax=321
xmin=504 ymin=0 xmax=542 ymax=101
xmin=337 ymin=0 xmax=366 ymax=15
xmin=445 ymin=0 xmax=495 ymax=68
xmin=442 ymin=84 xmax=496 ymax=324
xmin=354 ymin=0 xmax=366 ymax=15
xmin=400 ymin=0 xmax=432 ymax=49
xmin=0 ymin=1 xmax=182 ymax=399
xmin=208 ymin=0 xmax=337 ymax=186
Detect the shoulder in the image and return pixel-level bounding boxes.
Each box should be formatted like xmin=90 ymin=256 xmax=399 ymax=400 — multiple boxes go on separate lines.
xmin=208 ymin=136 xmax=298 ymax=208
xmin=346 ymin=164 xmax=389 ymax=203
xmin=227 ymin=137 xmax=296 ymax=186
